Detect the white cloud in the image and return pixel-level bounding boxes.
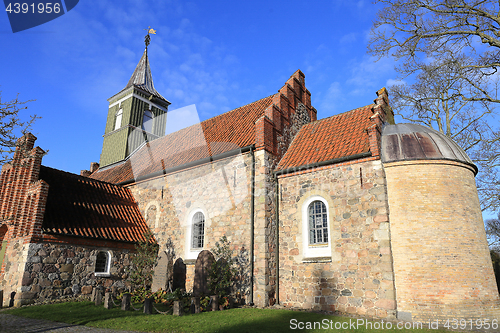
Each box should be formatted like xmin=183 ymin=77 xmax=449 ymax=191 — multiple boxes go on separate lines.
xmin=346 ymin=55 xmax=397 ymax=95
xmin=386 ymin=78 xmax=405 ymax=86
xmin=357 ymin=1 xmax=366 ymax=9
xmin=340 ymin=33 xmax=357 ymax=45
xmin=318 ymin=81 xmax=343 ymax=114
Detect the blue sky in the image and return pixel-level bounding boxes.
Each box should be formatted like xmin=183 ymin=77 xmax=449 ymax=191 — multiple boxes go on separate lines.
xmin=2 ymin=0 xmax=399 ymax=174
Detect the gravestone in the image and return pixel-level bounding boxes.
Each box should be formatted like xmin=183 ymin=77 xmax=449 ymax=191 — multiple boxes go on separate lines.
xmin=91 ymin=288 xmax=97 ymax=302
xmin=211 ymin=295 xmax=219 ymax=311
xmin=121 ymin=293 xmax=131 ymax=311
xmin=151 ymin=251 xmax=173 ymax=292
xmin=144 ymin=298 xmax=153 ymax=314
xmin=191 ymin=297 xmax=200 ymax=314
xmin=173 ymin=300 xmax=183 ymax=316
xmin=104 ymin=292 xmax=113 ymax=309
xmin=192 ymin=250 xmax=215 ymax=296
xmin=95 ymin=289 xmax=103 ymax=306
xmin=173 ymin=258 xmax=186 ymax=291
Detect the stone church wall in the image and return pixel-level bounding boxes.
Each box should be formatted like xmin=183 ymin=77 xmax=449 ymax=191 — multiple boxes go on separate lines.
xmin=2 ymin=241 xmax=130 ymax=307
xmin=253 ymin=149 xmax=278 ymax=307
xmin=0 ymin=237 xmax=29 ymax=307
xmin=128 ymin=152 xmax=254 ymax=298
xmin=278 ymin=158 xmax=397 ymax=318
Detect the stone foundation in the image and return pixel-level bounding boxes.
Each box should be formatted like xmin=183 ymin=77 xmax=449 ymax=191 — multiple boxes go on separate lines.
xmin=2 ymin=242 xmax=130 ymax=307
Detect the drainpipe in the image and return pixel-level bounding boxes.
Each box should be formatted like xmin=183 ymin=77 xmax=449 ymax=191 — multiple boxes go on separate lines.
xmin=272 ymin=151 xmax=372 ymax=305
xmin=249 ymin=146 xmax=255 ymax=306
xmin=274 ymin=173 xmax=280 ymax=305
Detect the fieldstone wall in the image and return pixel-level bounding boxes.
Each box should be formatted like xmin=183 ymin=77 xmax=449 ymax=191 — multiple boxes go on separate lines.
xmin=253 ymin=149 xmax=278 ymax=307
xmin=6 ymin=242 xmax=131 ymax=306
xmin=1 ymin=237 xmax=30 ymax=307
xmin=278 ymin=159 xmax=397 ymax=319
xmin=128 ymin=152 xmax=254 ymax=297
xmin=385 ymin=160 xmax=500 ymax=321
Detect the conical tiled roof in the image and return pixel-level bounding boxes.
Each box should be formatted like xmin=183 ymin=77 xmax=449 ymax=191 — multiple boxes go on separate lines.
xmin=122 ymin=47 xmax=169 ymax=104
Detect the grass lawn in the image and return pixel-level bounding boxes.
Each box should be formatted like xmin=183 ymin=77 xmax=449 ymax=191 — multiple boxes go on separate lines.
xmin=2 ymin=301 xmax=461 ymax=333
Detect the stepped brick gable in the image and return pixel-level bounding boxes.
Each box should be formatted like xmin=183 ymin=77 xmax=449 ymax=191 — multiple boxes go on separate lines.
xmin=0 ymin=134 xmax=150 ymax=306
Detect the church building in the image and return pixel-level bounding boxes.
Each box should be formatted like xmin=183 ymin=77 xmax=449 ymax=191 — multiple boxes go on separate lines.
xmin=1 ymin=37 xmax=499 ymax=321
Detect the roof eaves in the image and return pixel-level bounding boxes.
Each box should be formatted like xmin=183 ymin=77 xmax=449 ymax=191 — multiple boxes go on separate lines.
xmin=118 ymin=144 xmax=256 ymax=186
xmin=275 ymin=151 xmax=373 ymax=176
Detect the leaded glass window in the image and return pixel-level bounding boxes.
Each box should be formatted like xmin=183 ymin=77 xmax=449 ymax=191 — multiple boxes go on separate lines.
xmin=95 ymin=251 xmax=109 ymax=273
xmin=191 ymin=212 xmax=205 ymax=249
xmin=308 ymin=200 xmax=328 ymax=244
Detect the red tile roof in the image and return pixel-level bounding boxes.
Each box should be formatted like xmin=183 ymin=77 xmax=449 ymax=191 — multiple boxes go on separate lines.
xmin=91 ymin=95 xmax=275 ymax=184
xmin=40 ymin=166 xmax=150 ymax=243
xmin=276 ymin=104 xmax=376 ymax=170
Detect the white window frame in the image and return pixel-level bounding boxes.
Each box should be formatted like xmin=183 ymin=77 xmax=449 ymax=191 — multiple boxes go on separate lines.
xmin=94 ymin=250 xmax=112 ymax=277
xmin=142 ymin=109 xmax=153 ymax=133
xmin=185 ymin=208 xmax=206 ymax=260
xmin=302 ymin=196 xmax=332 ymax=259
xmin=114 ymin=108 xmax=123 ymax=131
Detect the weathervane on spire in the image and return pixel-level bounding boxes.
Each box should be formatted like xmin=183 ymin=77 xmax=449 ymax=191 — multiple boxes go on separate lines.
xmin=144 ymin=26 xmax=157 ymax=47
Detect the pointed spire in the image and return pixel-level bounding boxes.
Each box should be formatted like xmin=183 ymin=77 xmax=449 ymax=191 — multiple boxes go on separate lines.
xmin=124 ymin=47 xmax=168 ymax=104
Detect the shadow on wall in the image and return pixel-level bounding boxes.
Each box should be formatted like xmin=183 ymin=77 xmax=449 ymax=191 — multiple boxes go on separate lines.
xmin=490 ymin=251 xmax=500 ymax=294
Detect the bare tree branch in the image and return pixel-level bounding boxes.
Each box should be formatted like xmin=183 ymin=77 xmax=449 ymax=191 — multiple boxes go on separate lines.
xmin=388 ymin=55 xmax=500 ymax=213
xmin=369 ymin=0 xmax=500 ymax=95
xmin=0 ymin=90 xmax=39 ymax=165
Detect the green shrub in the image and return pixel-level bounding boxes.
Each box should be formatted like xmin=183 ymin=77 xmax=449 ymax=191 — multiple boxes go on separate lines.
xmin=208 ymin=236 xmax=237 ymax=298
xmin=128 ymin=231 xmax=159 ymax=290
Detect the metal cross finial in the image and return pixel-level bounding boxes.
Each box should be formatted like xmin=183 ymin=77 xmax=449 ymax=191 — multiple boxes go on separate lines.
xmin=144 ymin=26 xmax=157 ymax=47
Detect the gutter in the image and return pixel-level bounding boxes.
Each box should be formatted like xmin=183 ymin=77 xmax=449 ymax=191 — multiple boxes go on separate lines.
xmin=274 ymin=172 xmax=279 ymax=305
xmin=118 ymin=145 xmax=256 ymax=186
xmin=274 ymin=152 xmax=373 ymax=177
xmin=249 ymin=146 xmax=255 ymax=306
xmin=272 ymin=151 xmax=373 ymax=304
xmin=41 ymin=230 xmax=139 ymax=244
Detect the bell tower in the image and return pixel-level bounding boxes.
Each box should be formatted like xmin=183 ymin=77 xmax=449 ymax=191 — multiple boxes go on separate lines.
xmin=100 ymin=28 xmax=170 ymax=168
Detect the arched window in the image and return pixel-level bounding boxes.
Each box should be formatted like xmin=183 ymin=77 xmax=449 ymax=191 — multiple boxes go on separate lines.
xmin=114 ymin=108 xmax=123 ymax=131
xmin=191 ymin=212 xmax=205 ymax=249
xmin=302 ymin=196 xmax=331 ymax=259
xmin=185 ymin=208 xmax=208 ymax=260
xmin=309 ymin=200 xmax=328 ymax=244
xmin=95 ymin=251 xmax=111 ymax=276
xmin=142 ymin=110 xmax=153 ymax=133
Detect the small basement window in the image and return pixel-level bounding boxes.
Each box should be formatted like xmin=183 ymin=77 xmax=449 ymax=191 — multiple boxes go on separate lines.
xmin=94 ymin=251 xmax=111 ymax=277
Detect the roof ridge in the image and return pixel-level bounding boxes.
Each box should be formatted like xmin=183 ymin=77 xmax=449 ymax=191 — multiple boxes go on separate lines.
xmin=276 ymin=103 xmax=375 ymax=171
xmin=293 ymin=103 xmax=374 ymax=131
xmin=41 ymin=165 xmax=121 ymax=187
xmin=142 ymin=94 xmax=276 ymax=143
xmin=323 ymin=103 xmax=374 ymax=121
xmin=203 ymin=93 xmax=276 ymax=123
